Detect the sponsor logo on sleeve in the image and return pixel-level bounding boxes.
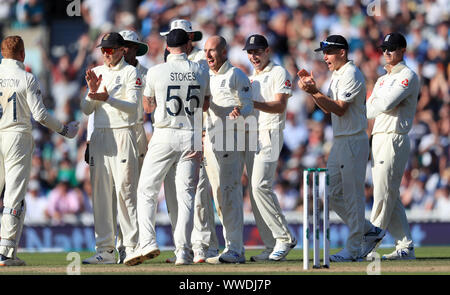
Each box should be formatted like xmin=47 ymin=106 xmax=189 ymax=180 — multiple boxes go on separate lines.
xmin=285 ymin=79 xmax=291 ymax=88
xmin=401 ymin=79 xmax=409 ymax=87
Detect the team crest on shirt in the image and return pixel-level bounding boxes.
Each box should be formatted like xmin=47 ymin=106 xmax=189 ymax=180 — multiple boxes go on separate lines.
xmin=220 ymin=79 xmax=226 ymax=88
xmin=263 ymin=76 xmax=269 ymax=83
xmin=116 ymin=76 xmax=121 ymax=84
xmin=401 ymin=79 xmax=409 ymax=87
xmin=136 ymin=78 xmax=142 ymax=86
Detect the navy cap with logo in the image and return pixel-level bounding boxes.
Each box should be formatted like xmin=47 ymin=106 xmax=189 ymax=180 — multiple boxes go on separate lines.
xmin=380 ymin=32 xmax=407 ymax=51
xmin=314 ymin=35 xmax=349 ymax=52
xmin=243 ymin=34 xmax=269 ymax=51
xmin=96 ymin=32 xmax=125 ymax=48
xmin=166 ymin=29 xmax=190 ymax=47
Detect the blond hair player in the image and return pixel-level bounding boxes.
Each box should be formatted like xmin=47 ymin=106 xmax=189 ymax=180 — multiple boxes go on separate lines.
xmin=81 ymin=32 xmax=141 ymax=264
xmin=298 ymin=35 xmax=382 ymax=262
xmin=364 ymin=32 xmax=419 ymax=260
xmin=0 ymin=36 xmax=79 ymax=266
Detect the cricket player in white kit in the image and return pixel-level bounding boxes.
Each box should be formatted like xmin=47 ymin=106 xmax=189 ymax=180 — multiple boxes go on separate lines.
xmin=160 ymin=19 xmax=219 ymax=264
xmin=365 ymin=33 xmax=419 ymax=260
xmin=298 ymin=35 xmax=379 ymax=262
xmin=84 ymin=30 xmax=149 ymax=264
xmin=201 ymin=36 xmax=253 ymax=264
xmin=125 ymin=29 xmax=211 ymax=266
xmin=0 ymin=36 xmax=79 ymax=266
xmin=81 ymin=32 xmax=141 ymax=264
xmin=243 ymin=34 xmax=297 ymax=261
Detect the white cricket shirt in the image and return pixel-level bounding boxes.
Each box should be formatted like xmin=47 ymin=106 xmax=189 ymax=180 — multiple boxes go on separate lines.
xmin=81 ymin=57 xmax=140 ymax=129
xmin=327 ymin=60 xmax=367 ymax=137
xmin=367 ymin=61 xmax=419 ymax=135
xmin=144 ymin=53 xmax=210 ymax=130
xmin=207 ymin=60 xmax=253 ymax=131
xmin=249 ymin=62 xmax=292 ymax=130
xmin=0 ymin=58 xmax=63 ymax=134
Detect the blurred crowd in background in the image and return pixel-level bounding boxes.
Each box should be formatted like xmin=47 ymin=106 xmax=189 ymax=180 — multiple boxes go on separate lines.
xmin=0 ymin=0 xmax=448 ymax=226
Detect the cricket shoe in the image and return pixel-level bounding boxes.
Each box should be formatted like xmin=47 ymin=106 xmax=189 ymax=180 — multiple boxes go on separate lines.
xmin=194 ymin=248 xmax=219 ymax=263
xmin=175 ymin=249 xmax=194 ymax=266
xmin=82 ymin=250 xmax=116 ymax=264
xmin=330 ymin=248 xmax=362 ymax=262
xmin=250 ymin=248 xmax=273 ymax=262
xmin=218 ymin=250 xmax=246 ymax=264
xmin=124 ymin=246 xmax=160 ymax=266
xmin=193 ymin=248 xmax=207 ymax=263
xmin=269 ymin=238 xmax=297 ymax=261
xmin=0 ymin=255 xmax=26 ymax=266
xmin=360 ymin=226 xmax=386 ymax=258
xmin=382 ymin=247 xmax=415 ymax=260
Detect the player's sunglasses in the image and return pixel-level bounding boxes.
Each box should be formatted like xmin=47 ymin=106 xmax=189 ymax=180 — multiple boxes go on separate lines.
xmin=101 ymin=47 xmax=119 ymax=55
xmin=381 ymin=45 xmax=398 ymax=53
xmin=319 ymin=41 xmax=346 ymax=49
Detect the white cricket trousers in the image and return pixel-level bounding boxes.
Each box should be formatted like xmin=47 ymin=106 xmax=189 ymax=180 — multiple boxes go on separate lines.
xmin=90 ymin=126 xmax=139 ymax=253
xmin=164 ymin=162 xmax=219 ymax=253
xmin=248 ymin=129 xmax=294 ymax=246
xmin=114 ymin=123 xmax=148 ymax=252
xmin=204 ymin=129 xmax=245 ymax=254
xmin=371 ymin=132 xmax=413 ymax=250
xmin=0 ymin=132 xmax=32 ymax=258
xmin=137 ymin=127 xmax=201 ymax=253
xmin=327 ymin=131 xmax=369 ymax=258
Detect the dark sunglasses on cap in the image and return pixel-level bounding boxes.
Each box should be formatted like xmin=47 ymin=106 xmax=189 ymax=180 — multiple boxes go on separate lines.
xmin=320 ymin=40 xmax=346 ymax=49
xmin=101 ymin=47 xmax=119 ymax=55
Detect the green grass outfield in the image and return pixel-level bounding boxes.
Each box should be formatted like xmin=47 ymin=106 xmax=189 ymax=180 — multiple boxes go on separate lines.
xmin=1 ymin=246 xmax=449 ymax=275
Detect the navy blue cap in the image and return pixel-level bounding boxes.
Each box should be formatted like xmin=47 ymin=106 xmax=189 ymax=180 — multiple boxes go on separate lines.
xmin=96 ymin=32 xmax=125 ymax=48
xmin=243 ymin=34 xmax=269 ymax=51
xmin=166 ymin=29 xmax=189 ymax=47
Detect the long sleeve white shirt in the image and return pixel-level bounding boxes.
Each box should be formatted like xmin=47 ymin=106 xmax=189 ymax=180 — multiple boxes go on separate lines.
xmin=0 ymin=58 xmax=64 ymax=134
xmin=367 ymin=61 xmax=420 ymax=135
xmin=81 ymin=57 xmax=140 ymax=129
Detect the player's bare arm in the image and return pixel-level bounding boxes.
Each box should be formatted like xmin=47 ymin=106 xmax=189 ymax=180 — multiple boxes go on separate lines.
xmin=253 ymin=93 xmax=289 ymax=114
xmin=298 ymin=74 xmax=349 ymax=116
xmin=203 ymin=95 xmax=210 ymax=112
xmin=143 ymin=95 xmax=156 ymax=113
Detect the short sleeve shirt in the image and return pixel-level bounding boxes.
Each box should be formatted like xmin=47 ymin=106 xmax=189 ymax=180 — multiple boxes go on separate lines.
xmin=144 ymin=53 xmax=210 ymax=130
xmin=327 ymin=61 xmax=367 ymax=137
xmin=249 ymin=62 xmax=292 ymax=130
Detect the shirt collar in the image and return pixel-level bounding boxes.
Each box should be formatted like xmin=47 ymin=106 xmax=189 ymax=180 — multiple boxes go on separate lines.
xmin=1 ymin=58 xmax=25 ymax=70
xmin=253 ymin=61 xmax=274 ymax=75
xmin=384 ymin=61 xmax=406 ymax=74
xmin=106 ymin=57 xmax=126 ymax=71
xmin=167 ymin=53 xmax=188 ymax=62
xmin=211 ymin=60 xmax=232 ymax=75
xmin=333 ymin=60 xmax=353 ymax=76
